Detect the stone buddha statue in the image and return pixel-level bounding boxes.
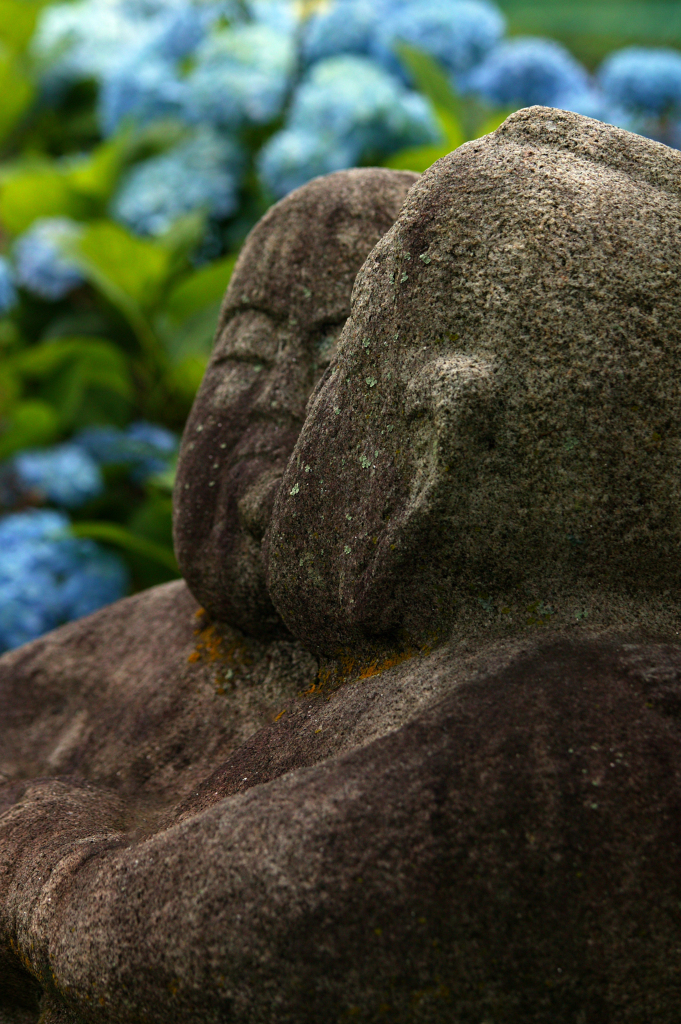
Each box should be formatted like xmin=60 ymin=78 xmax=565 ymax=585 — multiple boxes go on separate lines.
xmin=2 ymin=109 xmax=681 ymax=1024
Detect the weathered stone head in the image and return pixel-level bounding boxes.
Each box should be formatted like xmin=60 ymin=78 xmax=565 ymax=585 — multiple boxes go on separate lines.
xmin=173 ymin=168 xmax=419 ymax=638
xmin=266 ymin=108 xmax=681 ymax=656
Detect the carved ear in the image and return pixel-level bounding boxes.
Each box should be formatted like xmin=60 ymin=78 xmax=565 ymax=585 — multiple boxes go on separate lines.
xmin=401 ymin=354 xmax=500 ymax=512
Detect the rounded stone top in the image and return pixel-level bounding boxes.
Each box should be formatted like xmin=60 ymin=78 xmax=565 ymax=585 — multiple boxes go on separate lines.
xmin=221 ymin=167 xmax=424 ymax=330
xmin=265 ymin=108 xmax=681 ymax=657
xmin=172 ymin=168 xmax=419 ymax=637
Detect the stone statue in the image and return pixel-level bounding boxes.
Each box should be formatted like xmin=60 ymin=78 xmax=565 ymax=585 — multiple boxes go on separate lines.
xmin=2 ymin=109 xmax=681 ymax=1024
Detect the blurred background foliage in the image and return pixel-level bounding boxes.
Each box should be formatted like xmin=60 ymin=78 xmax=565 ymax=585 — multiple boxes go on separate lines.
xmin=1 ymin=0 xmax=679 ymax=652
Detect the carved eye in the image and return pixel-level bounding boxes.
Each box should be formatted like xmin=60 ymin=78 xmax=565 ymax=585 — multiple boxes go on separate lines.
xmin=213 ymin=310 xmax=280 ymax=367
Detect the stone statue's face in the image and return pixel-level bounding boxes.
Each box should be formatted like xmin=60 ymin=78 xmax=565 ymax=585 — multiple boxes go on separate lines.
xmin=173 ymin=169 xmax=420 ymax=637
xmin=175 ymin=302 xmax=340 ymax=637
xmin=265 ymin=109 xmax=681 ymax=656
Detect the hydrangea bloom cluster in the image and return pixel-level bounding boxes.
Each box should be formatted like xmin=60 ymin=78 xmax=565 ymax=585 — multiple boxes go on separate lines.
xmin=466 ymin=37 xmax=589 ymax=108
xmin=111 ymin=127 xmax=243 ymax=235
xmin=374 ymin=0 xmax=506 ymax=84
xmin=11 ymin=444 xmax=104 ymax=508
xmin=184 ymin=22 xmax=296 ymax=130
xmin=302 ymin=0 xmax=379 ymax=65
xmin=0 ymin=509 xmax=128 ymax=653
xmin=33 ymin=0 xmax=236 ymax=91
xmin=0 ymin=257 xmax=17 ymax=315
xmin=99 ymin=55 xmax=190 ymax=137
xmin=73 ymin=421 xmax=178 ymax=482
xmin=31 ymin=0 xmax=681 ymax=212
xmin=302 ymin=0 xmax=504 ymax=79
xmin=598 ymin=47 xmax=681 ymax=116
xmin=13 ymin=218 xmax=84 ymax=301
xmin=1 ymin=423 xmax=177 ymax=512
xmin=259 ymin=55 xmax=439 ymax=198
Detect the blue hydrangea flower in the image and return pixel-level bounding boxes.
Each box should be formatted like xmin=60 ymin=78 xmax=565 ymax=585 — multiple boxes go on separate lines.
xmin=184 ymin=22 xmax=296 ymax=129
xmin=99 ymin=56 xmax=189 ymax=136
xmin=145 ymin=3 xmax=209 ymax=61
xmin=246 ymin=0 xmax=297 ymax=34
xmin=598 ymin=47 xmax=681 ymax=117
xmin=373 ymin=0 xmax=506 ymax=83
xmin=14 ymin=218 xmax=84 ymax=301
xmin=302 ymin=0 xmax=381 ymax=65
xmin=11 ymin=444 xmax=103 ymax=508
xmin=0 ymin=257 xmax=17 ymax=315
xmin=110 ymin=127 xmax=243 ymax=236
xmin=73 ymin=421 xmax=178 ymax=482
xmin=259 ymin=55 xmax=440 ymax=198
xmin=33 ymin=0 xmax=159 ymax=87
xmin=466 ymin=37 xmax=589 ymax=108
xmin=258 ymin=128 xmax=359 ymax=198
xmin=33 ymin=0 xmax=232 ymax=91
xmin=0 ymin=509 xmax=128 ymax=653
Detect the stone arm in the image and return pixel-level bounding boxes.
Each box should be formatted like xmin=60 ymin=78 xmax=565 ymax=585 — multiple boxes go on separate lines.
xmin=1 ymin=640 xmax=679 ymax=1024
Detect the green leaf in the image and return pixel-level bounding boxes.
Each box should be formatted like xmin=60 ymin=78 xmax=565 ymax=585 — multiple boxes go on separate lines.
xmin=0 ymin=367 xmax=20 ymax=417
xmin=71 ymin=220 xmax=174 ymax=311
xmin=155 ymin=254 xmax=237 ymax=362
xmin=65 ymin=131 xmax=133 ymax=204
xmin=0 ymin=399 xmax=59 ymax=460
xmin=157 ymin=211 xmax=208 ymax=274
xmin=384 ymin=144 xmax=451 ymax=174
xmin=0 ymin=44 xmax=34 ymax=145
xmin=0 ymin=135 xmax=132 ymax=235
xmin=145 ymin=460 xmax=177 ymax=495
xmin=70 ymin=521 xmax=179 ymax=572
xmin=165 ymin=354 xmax=209 ymax=402
xmin=393 ymin=41 xmax=509 ymax=142
xmin=435 ymin=106 xmax=466 ymax=150
xmin=158 ymin=301 xmax=221 ymax=363
xmin=394 ymin=40 xmax=463 ymax=116
xmin=0 ymin=0 xmax=47 ymax=53
xmin=65 ymin=221 xmax=175 ymax=363
xmin=475 ymin=108 xmax=515 ymax=138
xmin=11 ymin=337 xmax=133 ymax=429
xmin=0 ymin=164 xmax=83 ymax=235
xmin=164 ymin=254 xmax=238 ymax=323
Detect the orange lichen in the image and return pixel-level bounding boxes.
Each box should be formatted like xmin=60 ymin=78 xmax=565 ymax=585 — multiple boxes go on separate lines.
xmin=314 ymin=637 xmax=436 ymax=695
xmin=187 ymin=610 xmax=253 ymax=697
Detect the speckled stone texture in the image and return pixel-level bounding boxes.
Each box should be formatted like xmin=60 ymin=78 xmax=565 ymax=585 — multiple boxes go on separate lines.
xmin=173 ymin=168 xmax=419 ymax=637
xmin=266 ymin=107 xmax=681 ymax=657
xmin=3 ymin=637 xmax=681 ymax=1023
